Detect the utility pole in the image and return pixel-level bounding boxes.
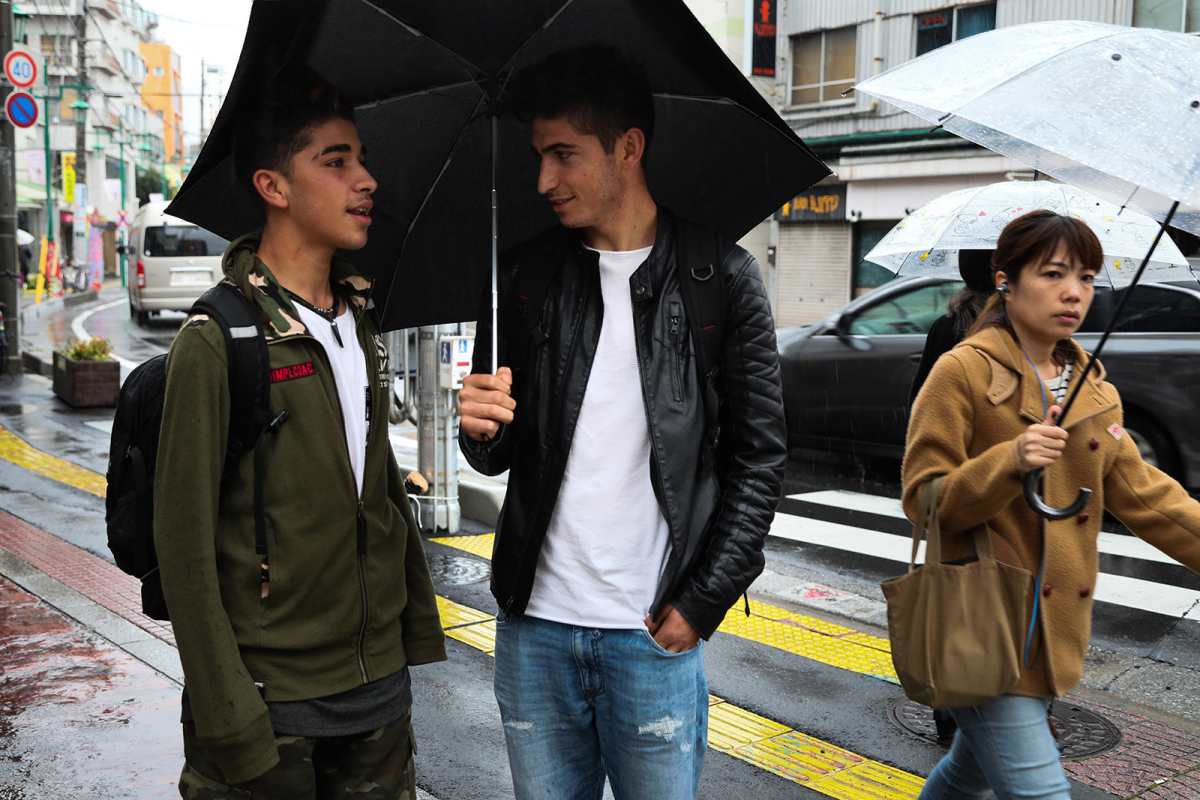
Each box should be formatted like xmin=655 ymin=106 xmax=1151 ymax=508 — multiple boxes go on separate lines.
xmin=199 ymin=58 xmax=205 ymax=142
xmin=72 ymin=12 xmax=87 ymax=266
xmin=73 ymin=14 xmax=86 ymax=189
xmin=0 ymin=1 xmax=22 ymax=374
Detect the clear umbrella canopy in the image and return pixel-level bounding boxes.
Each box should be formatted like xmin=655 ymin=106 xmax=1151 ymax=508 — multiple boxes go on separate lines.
xmin=865 ymin=180 xmax=1195 ymax=286
xmin=855 ymin=21 xmax=1200 ymax=236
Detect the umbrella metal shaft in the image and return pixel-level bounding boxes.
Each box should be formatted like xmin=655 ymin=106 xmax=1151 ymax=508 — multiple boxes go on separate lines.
xmin=491 ymin=115 xmax=499 ymax=374
xmin=1056 ymin=201 xmax=1180 ymax=426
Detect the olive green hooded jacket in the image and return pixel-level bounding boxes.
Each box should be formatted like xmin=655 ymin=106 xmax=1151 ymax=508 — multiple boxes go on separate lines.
xmin=154 ymin=233 xmax=445 ymax=783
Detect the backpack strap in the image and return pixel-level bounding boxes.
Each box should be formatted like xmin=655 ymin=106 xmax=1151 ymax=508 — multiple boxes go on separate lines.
xmin=676 ymin=221 xmax=725 ymax=449
xmin=506 ymin=239 xmax=564 ymax=370
xmin=191 ymin=283 xmax=289 ymax=579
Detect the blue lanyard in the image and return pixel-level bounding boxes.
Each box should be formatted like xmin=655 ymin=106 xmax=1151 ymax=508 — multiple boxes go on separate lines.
xmin=1019 ymin=345 xmax=1051 ymax=670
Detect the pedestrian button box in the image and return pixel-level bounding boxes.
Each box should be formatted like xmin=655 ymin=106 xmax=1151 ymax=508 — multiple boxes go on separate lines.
xmin=439 ymin=336 xmax=474 ymax=390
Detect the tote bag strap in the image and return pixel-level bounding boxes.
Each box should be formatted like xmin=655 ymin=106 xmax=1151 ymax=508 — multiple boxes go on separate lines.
xmin=911 ymin=476 xmax=999 ymax=572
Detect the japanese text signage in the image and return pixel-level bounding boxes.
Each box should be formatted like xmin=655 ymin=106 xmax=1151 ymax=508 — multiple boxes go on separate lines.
xmin=62 ymin=153 xmax=76 ymax=204
xmin=751 ymin=0 xmax=777 ymax=77
xmin=776 ymin=184 xmax=847 ymax=221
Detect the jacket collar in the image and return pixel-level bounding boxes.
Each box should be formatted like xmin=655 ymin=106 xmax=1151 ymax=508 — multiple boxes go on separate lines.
xmin=959 ymin=326 xmax=1115 ymax=429
xmin=222 ymin=231 xmax=373 ymax=341
xmin=561 ymin=207 xmax=677 ymax=302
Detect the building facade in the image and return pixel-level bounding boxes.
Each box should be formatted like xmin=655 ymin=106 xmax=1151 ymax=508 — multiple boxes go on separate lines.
xmin=14 ymin=0 xmax=161 ymax=267
xmin=139 ymin=42 xmax=182 ymax=166
xmin=771 ymin=0 xmax=1197 ymax=327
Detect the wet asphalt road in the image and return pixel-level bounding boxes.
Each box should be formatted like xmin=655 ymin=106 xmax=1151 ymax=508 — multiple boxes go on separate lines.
xmin=7 ymin=290 xmax=1199 ymax=798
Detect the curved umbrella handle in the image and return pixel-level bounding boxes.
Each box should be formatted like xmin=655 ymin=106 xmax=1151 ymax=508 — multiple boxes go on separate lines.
xmin=1023 ymin=468 xmax=1092 ymax=520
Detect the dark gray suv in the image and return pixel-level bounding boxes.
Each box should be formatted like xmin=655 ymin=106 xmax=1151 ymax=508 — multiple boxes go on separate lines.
xmin=778 ymin=276 xmax=1200 ymax=487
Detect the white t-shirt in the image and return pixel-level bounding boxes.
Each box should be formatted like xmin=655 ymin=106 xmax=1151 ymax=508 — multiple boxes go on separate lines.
xmin=295 ymin=301 xmax=369 ymax=497
xmin=523 ymin=245 xmax=672 ymax=629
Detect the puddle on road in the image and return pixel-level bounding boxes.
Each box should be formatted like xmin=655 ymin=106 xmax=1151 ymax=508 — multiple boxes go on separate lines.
xmin=0 ymin=578 xmax=182 ymax=797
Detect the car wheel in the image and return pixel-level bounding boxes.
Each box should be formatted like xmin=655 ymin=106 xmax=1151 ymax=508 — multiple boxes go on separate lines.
xmin=1123 ymin=414 xmax=1182 ymax=480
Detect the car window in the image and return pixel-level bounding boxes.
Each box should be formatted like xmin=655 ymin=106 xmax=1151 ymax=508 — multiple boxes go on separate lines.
xmin=1110 ymin=285 xmax=1200 ymax=333
xmin=143 ymin=225 xmax=229 ymax=258
xmin=847 ymin=282 xmax=962 ymax=336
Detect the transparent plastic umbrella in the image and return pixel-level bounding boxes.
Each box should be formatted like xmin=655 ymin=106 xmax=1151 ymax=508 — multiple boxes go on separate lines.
xmin=855 ymin=21 xmax=1200 ymax=235
xmin=857 ymin=22 xmax=1200 ymax=519
xmin=865 ymin=181 xmax=1195 ymax=286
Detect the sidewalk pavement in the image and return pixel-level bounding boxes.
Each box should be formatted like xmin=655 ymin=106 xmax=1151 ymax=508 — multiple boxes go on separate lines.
xmin=6 ymin=291 xmax=1200 ymax=798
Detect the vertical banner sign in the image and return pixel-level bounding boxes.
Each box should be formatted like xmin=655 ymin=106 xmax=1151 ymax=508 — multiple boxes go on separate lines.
xmin=88 ymin=226 xmax=104 ymax=290
xmin=751 ymin=0 xmax=777 ymax=77
xmin=35 ymin=235 xmax=47 ymax=304
xmin=61 ymin=153 xmax=76 ymax=205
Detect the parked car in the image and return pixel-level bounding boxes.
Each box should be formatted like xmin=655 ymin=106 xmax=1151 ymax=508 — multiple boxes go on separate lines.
xmin=778 ymin=276 xmax=1200 ymax=487
xmin=126 ymin=201 xmax=229 ymax=326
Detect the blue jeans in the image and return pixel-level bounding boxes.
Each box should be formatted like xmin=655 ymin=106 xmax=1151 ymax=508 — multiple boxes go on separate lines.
xmin=493 ymin=612 xmax=708 ymax=800
xmin=919 ymin=695 xmax=1072 ymax=800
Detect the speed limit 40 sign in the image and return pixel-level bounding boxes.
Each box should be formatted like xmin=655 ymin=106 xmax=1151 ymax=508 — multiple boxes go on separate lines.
xmin=4 ymin=49 xmax=38 ymax=89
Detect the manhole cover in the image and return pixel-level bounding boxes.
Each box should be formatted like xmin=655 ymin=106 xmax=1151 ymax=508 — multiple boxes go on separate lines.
xmin=425 ymin=553 xmax=491 ymax=586
xmin=887 ymin=698 xmax=1122 ymax=760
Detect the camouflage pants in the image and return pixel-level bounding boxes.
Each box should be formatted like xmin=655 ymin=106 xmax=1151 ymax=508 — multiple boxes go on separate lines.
xmin=178 ymin=712 xmax=416 ymax=799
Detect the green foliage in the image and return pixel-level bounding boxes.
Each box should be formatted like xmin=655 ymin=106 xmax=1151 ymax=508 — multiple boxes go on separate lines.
xmin=60 ymin=336 xmax=114 ymax=361
xmin=136 ymin=167 xmax=176 ymax=206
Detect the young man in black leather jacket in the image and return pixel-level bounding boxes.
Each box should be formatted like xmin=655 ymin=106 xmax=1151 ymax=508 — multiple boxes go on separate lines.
xmin=459 ymin=46 xmax=787 ymax=800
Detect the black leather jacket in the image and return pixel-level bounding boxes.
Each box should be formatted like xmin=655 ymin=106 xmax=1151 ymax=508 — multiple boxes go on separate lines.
xmin=461 ymin=212 xmax=787 ymax=638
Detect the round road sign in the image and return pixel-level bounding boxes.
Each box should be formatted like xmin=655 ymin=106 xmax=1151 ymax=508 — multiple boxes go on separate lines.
xmin=4 ymin=50 xmax=38 ymax=89
xmin=6 ymin=91 xmax=38 ymax=129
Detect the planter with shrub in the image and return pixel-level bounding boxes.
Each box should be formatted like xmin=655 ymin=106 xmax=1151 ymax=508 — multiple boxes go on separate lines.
xmin=53 ymin=337 xmax=120 ymax=407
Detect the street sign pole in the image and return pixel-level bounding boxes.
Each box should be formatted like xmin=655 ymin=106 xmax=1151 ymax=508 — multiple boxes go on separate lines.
xmin=0 ymin=3 xmax=22 ymax=375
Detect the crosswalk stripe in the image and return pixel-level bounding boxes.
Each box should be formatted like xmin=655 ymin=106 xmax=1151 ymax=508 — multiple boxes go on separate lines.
xmin=791 ymin=490 xmax=1181 ymax=566
xmin=432 ymin=593 xmax=923 ymax=798
xmin=771 ymin=504 xmax=1200 ymax=620
xmin=432 ymin=534 xmax=899 ymax=682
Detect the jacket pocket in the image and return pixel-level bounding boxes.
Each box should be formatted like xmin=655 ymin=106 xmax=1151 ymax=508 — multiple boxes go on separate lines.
xmin=668 ymin=300 xmax=684 ymax=402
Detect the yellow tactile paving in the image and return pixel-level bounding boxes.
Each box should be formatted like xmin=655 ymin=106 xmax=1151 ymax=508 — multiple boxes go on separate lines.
xmin=433 ymin=533 xmax=899 ymax=684
xmin=434 ymin=592 xmax=923 ymax=799
xmin=431 ymin=533 xmax=494 ymax=559
xmin=0 ymin=425 xmax=107 ymax=497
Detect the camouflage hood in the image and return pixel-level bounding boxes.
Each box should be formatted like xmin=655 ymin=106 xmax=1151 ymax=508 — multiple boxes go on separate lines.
xmin=221 ymin=232 xmax=375 ymax=341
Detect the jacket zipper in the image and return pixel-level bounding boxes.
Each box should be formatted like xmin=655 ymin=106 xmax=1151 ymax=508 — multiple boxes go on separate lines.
xmin=669 ymin=312 xmax=683 ymax=402
xmin=508 ymin=269 xmax=590 ymax=610
xmin=631 ymin=283 xmax=678 ymax=612
xmin=296 ymin=312 xmax=373 ymax=684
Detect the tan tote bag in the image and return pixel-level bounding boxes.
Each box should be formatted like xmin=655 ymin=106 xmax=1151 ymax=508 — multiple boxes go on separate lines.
xmin=881 ymin=476 xmax=1033 ymax=709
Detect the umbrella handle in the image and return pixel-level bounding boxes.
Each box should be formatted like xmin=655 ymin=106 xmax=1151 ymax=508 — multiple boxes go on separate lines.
xmin=1023 ymin=467 xmax=1092 ymax=520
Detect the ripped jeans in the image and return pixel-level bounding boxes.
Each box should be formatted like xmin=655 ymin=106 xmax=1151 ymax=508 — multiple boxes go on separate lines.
xmin=493 ymin=611 xmax=708 ymax=800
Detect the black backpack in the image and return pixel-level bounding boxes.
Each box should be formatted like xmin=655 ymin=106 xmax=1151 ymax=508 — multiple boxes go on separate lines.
xmin=105 ymin=283 xmax=284 ymax=620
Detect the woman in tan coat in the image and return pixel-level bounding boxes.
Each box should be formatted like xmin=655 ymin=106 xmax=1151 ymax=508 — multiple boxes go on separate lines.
xmin=903 ymin=209 xmax=1200 ymax=800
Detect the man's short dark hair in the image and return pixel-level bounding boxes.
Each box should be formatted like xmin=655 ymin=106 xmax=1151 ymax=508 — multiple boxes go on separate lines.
xmin=506 ymin=45 xmax=654 ymax=159
xmin=233 ymin=67 xmax=356 ymax=206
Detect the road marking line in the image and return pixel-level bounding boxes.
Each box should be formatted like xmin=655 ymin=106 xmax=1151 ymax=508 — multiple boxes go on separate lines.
xmin=0 ymin=425 xmax=106 ymax=497
xmin=432 ymin=534 xmax=899 ymax=682
xmin=71 ymin=298 xmax=140 ymax=370
xmin=790 ymin=489 xmax=1181 ymax=566
xmin=769 ymin=512 xmax=1200 ymax=620
xmin=433 ymin=593 xmax=923 ymax=798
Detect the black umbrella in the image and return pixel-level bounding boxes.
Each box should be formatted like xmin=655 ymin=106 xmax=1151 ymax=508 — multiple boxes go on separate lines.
xmin=168 ymin=0 xmax=830 ymax=340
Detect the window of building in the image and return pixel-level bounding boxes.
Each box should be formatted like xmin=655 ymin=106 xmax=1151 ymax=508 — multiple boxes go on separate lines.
xmin=790 ymin=25 xmax=856 ymax=107
xmin=916 ymin=3 xmax=996 ymax=57
xmin=1133 ymin=0 xmax=1200 ymax=32
xmin=153 ymin=66 xmax=164 ymax=77
xmin=852 ymin=221 xmax=900 ymax=294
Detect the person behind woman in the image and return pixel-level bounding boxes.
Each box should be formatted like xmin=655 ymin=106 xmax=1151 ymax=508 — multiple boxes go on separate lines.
xmin=908 ymin=248 xmax=995 ymax=408
xmin=903 ymin=209 xmax=1200 ymax=800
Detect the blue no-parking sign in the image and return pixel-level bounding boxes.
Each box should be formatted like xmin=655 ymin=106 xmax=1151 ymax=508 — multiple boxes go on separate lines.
xmin=5 ymin=91 xmax=37 ymax=129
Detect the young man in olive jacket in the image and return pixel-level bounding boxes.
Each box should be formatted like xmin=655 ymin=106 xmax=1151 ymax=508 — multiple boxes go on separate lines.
xmin=154 ymin=71 xmax=445 ymax=798
xmin=459 ymin=47 xmax=787 ymax=799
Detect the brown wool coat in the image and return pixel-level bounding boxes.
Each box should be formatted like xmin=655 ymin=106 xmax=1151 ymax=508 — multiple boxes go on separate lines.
xmin=902 ymin=326 xmax=1200 ymax=698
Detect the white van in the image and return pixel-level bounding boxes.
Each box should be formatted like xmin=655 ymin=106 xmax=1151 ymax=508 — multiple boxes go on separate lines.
xmin=126 ymin=201 xmax=230 ymax=326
